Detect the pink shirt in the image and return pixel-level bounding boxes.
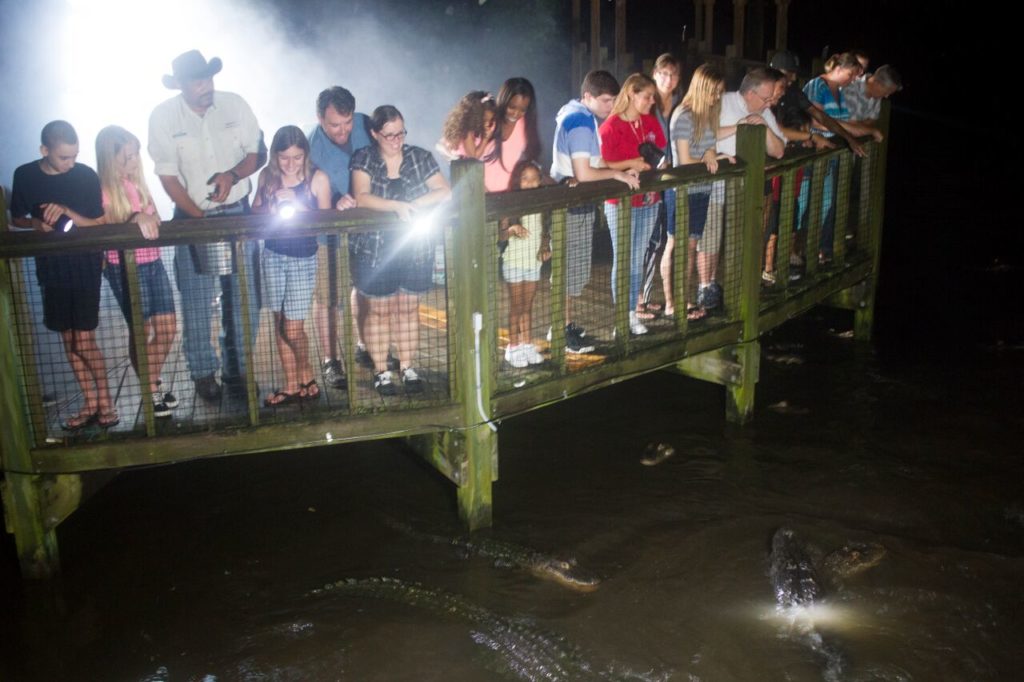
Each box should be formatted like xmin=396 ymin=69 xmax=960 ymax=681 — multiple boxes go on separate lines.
xmin=104 ymin=178 xmax=160 ymax=265
xmin=483 ymin=116 xmax=527 ymax=193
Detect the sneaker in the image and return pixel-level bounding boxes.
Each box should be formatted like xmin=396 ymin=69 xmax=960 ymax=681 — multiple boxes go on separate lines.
xmin=629 ymin=311 xmax=649 ymax=336
xmin=762 ymin=270 xmax=776 ymax=286
xmin=698 ymin=282 xmax=723 ymax=313
xmin=789 ymin=269 xmax=803 ymax=282
xmin=504 ymin=344 xmax=529 ymax=368
xmin=152 ymin=392 xmax=172 ymax=418
xmin=521 ymin=343 xmax=545 ymax=365
xmin=162 ymin=391 xmax=178 ymax=408
xmin=565 ymin=327 xmax=596 ymax=354
xmin=566 ymin=322 xmax=587 ymax=339
xmin=355 ymin=344 xmax=373 ymax=368
xmin=194 ymin=374 xmax=222 ymax=402
xmin=374 ymin=370 xmax=397 ymax=396
xmin=322 ymin=359 xmax=347 ymax=389
xmin=401 ymin=366 xmax=424 ymax=392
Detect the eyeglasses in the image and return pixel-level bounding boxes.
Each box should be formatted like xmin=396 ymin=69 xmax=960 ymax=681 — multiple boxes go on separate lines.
xmin=379 ymin=129 xmax=408 ymax=142
xmin=749 ymin=90 xmax=772 ymax=106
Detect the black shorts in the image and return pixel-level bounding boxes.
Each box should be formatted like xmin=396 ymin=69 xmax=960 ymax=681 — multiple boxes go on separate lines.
xmin=42 ymin=280 xmax=102 ymax=332
xmin=351 ymin=236 xmax=433 ymax=298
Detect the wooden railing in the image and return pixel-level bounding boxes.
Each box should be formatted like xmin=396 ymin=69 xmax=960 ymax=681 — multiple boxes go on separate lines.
xmin=0 ymin=106 xmax=889 ymax=578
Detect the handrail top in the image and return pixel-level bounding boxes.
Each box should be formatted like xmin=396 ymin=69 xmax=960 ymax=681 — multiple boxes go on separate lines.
xmin=0 ymin=207 xmax=455 ymax=259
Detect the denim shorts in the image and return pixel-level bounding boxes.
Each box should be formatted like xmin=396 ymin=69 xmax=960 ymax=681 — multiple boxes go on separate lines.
xmin=686 ymin=190 xmax=711 ymax=239
xmin=261 ymin=248 xmax=317 ymax=320
xmin=104 ymin=258 xmax=176 ymax=322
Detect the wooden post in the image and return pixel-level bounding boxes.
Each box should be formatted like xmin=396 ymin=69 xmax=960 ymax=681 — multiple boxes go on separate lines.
xmin=0 ymin=258 xmax=59 ymax=578
xmin=549 ymin=208 xmax=568 ymax=374
xmin=774 ymin=0 xmax=791 ymax=50
xmin=855 ymin=101 xmax=891 ymax=340
xmin=672 ymin=189 xmax=690 ymax=336
xmin=695 ymin=0 xmax=705 ymax=46
xmin=449 ymin=159 xmax=496 ymax=530
xmin=571 ymin=0 xmax=581 ymax=89
xmin=615 ymin=0 xmax=627 ymax=77
xmin=590 ymin=0 xmax=602 ymax=72
xmin=613 ymin=198 xmax=631 ymax=355
xmin=727 ymin=125 xmax=766 ymax=423
xmin=123 ymin=249 xmax=155 ymax=436
xmin=776 ymin=168 xmax=796 ymax=288
xmin=234 ymin=239 xmax=259 ymax=425
xmin=731 ymin=0 xmax=748 ymax=59
xmin=704 ymin=0 xmax=717 ymax=54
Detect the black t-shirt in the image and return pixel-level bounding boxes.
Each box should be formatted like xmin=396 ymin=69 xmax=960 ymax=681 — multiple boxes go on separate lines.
xmin=10 ymin=161 xmax=104 ymax=289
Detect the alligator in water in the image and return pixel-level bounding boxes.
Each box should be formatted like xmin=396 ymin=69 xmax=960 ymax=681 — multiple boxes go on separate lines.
xmin=768 ymin=527 xmax=887 ymax=681
xmin=384 ymin=518 xmax=600 ymax=593
xmin=311 ymin=577 xmax=651 ymax=681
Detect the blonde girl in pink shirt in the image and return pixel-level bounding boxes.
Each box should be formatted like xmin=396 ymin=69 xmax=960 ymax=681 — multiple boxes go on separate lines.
xmin=96 ymin=125 xmax=178 ymax=418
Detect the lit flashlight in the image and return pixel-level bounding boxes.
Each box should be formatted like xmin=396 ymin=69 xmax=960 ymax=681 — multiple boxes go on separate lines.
xmin=55 ymin=215 xmax=76 ymax=233
xmin=277 ymin=200 xmax=297 ymax=220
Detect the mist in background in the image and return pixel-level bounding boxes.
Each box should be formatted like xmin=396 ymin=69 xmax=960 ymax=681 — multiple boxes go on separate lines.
xmin=0 ymin=0 xmax=570 ymax=216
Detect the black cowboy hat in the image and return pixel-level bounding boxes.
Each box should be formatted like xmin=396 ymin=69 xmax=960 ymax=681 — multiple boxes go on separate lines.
xmin=162 ymin=50 xmax=223 ymax=89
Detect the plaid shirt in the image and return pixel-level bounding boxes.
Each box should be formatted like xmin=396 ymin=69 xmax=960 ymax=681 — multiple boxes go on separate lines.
xmin=349 ymin=144 xmax=441 ymax=267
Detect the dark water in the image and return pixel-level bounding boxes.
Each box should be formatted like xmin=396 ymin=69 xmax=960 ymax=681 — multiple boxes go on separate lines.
xmin=1 ymin=307 xmax=1022 ymax=681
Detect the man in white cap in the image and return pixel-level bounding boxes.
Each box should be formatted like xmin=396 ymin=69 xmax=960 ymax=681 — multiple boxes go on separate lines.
xmin=148 ymin=50 xmax=261 ymax=402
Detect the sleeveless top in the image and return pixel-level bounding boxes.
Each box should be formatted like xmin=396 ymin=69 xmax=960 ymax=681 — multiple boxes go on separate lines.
xmin=264 ymin=177 xmax=319 ymax=258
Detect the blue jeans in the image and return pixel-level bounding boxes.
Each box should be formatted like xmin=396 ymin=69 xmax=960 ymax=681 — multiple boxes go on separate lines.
xmin=173 ymin=203 xmax=260 ymax=382
xmin=820 ymin=158 xmax=839 ymax=257
xmin=605 ymin=201 xmax=660 ymax=307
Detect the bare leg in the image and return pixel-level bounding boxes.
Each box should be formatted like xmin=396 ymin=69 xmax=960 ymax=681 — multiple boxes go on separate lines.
xmin=269 ymin=311 xmax=299 ymax=402
xmin=313 ymin=300 xmax=334 ymax=363
xmin=764 ymin=234 xmax=777 ymax=276
xmin=519 ymin=281 xmax=538 ymax=345
xmin=352 ymin=287 xmax=367 ymax=348
xmin=392 ymin=291 xmax=420 ymax=369
xmin=64 ymin=329 xmax=114 ymax=418
xmin=283 ymin=317 xmax=313 ymax=394
xmin=660 ymin=235 xmax=675 ymax=313
xmin=147 ymin=313 xmax=176 ymax=393
xmin=365 ymin=295 xmax=391 ymax=374
xmin=61 ymin=329 xmax=98 ymax=418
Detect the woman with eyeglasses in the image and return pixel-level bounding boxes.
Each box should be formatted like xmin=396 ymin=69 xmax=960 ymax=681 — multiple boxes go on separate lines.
xmin=349 ymin=105 xmax=451 ymax=396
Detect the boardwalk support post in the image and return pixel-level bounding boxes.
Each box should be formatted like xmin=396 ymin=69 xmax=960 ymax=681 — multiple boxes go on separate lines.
xmin=449 ymin=159 xmax=496 ymax=530
xmin=854 ymin=101 xmax=891 ymax=341
xmin=727 ymin=124 xmax=766 ymax=423
xmin=0 ymin=256 xmax=60 ymax=578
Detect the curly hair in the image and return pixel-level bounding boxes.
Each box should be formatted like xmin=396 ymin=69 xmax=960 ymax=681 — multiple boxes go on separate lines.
xmin=442 ymin=90 xmax=495 ymax=150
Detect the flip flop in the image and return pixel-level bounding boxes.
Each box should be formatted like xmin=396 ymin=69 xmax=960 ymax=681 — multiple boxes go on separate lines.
xmin=62 ymin=411 xmax=98 ymax=431
xmin=264 ymin=390 xmax=299 ymax=407
xmin=98 ymin=411 xmax=120 ymax=428
xmin=299 ymin=379 xmax=320 ymax=400
xmin=634 ymin=309 xmax=657 ymax=321
xmin=686 ymin=305 xmax=707 ymax=321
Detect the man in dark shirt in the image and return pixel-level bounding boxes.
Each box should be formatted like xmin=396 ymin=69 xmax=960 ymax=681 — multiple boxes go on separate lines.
xmin=9 ymin=120 xmax=119 ymax=430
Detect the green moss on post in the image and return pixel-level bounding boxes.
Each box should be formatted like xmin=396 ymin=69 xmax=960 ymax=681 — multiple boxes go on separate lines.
xmin=0 ymin=258 xmax=59 ymax=578
xmin=727 ymin=125 xmax=767 ymax=424
xmin=450 ymin=159 xmax=495 ymax=530
xmin=855 ymin=101 xmax=891 ymax=341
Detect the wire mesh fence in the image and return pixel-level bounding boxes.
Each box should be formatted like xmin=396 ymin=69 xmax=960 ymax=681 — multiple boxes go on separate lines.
xmin=4 ymin=219 xmax=455 ymax=447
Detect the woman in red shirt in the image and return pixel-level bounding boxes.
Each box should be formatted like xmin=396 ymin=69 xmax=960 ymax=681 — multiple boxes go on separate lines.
xmin=598 ymin=73 xmax=666 ymax=336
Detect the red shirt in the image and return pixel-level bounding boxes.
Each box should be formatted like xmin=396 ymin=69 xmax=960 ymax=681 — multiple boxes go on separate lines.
xmin=598 ymin=113 xmax=665 ymax=207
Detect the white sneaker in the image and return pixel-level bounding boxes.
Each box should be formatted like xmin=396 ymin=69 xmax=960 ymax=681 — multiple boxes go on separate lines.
xmin=629 ymin=311 xmax=649 ymax=336
xmin=521 ymin=343 xmax=544 ymax=365
xmin=504 ymin=344 xmax=529 ymax=368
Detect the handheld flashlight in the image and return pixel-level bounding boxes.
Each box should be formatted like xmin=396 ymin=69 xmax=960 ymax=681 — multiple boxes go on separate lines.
xmin=277 ymin=200 xmax=297 ymax=220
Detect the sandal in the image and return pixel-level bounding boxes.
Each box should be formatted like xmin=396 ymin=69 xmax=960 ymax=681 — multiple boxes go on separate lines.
xmin=633 ymin=308 xmax=656 ymax=321
xmin=62 ymin=411 xmax=98 ymax=431
xmin=98 ymin=411 xmax=120 ymax=428
xmin=299 ymin=379 xmax=320 ymax=400
xmin=264 ymin=390 xmax=299 ymax=407
xmin=686 ymin=304 xmax=707 ymax=321
xmin=639 ymin=302 xmax=663 ymax=314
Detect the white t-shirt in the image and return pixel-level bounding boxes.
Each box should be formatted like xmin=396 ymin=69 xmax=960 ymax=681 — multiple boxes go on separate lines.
xmin=716 ymin=92 xmax=786 ymax=157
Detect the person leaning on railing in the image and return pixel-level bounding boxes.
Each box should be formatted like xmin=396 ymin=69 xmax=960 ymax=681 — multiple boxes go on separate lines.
xmin=8 ymin=120 xmax=119 ymax=431
xmin=669 ymin=63 xmax=736 ymax=320
xmin=95 ymin=125 xmax=179 ymax=418
xmin=349 ymin=105 xmax=451 ymax=396
xmin=252 ymin=125 xmax=333 ymax=408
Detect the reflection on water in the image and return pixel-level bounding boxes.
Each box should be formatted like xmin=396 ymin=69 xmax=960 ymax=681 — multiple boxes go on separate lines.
xmin=1 ymin=313 xmax=1022 ymax=681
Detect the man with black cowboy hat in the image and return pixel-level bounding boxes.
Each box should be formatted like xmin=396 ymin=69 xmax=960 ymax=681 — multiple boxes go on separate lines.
xmin=148 ymin=49 xmax=261 ymax=402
